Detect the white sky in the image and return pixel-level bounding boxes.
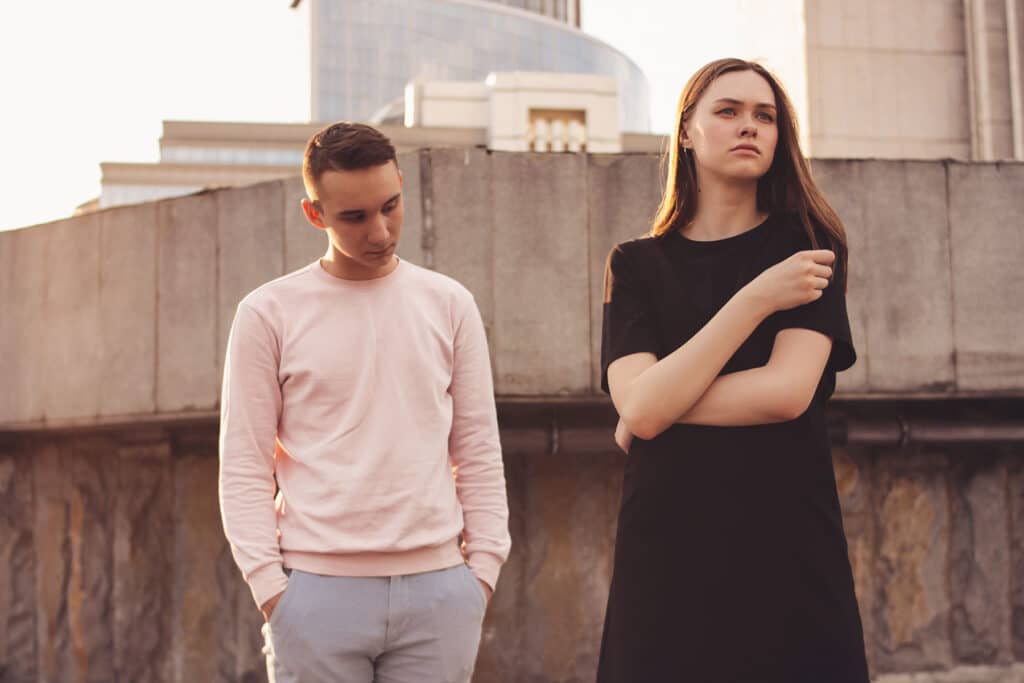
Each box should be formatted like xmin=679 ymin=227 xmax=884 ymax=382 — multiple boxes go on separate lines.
xmin=0 ymin=0 xmax=739 ymax=231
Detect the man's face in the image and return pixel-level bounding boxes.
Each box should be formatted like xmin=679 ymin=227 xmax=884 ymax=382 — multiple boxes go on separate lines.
xmin=302 ymin=161 xmax=404 ymax=279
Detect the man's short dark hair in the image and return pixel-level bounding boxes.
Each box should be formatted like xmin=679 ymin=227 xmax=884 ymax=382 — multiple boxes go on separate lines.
xmin=302 ymin=122 xmax=397 ymax=199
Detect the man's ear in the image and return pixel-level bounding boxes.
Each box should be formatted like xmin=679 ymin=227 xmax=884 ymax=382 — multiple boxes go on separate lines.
xmin=301 ymin=198 xmax=327 ymax=230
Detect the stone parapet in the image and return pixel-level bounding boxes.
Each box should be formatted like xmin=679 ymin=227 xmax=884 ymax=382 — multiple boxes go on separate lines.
xmin=3 ymin=156 xmax=1023 ymax=430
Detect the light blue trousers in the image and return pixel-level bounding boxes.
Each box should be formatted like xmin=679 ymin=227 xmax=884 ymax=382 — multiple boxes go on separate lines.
xmin=262 ymin=564 xmax=488 ymax=683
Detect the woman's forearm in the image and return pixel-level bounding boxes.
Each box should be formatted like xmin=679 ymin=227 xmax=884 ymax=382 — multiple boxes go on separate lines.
xmin=674 ymin=366 xmax=795 ymax=427
xmin=619 ymin=288 xmax=770 ymax=438
xmin=675 ymin=329 xmax=832 ymax=427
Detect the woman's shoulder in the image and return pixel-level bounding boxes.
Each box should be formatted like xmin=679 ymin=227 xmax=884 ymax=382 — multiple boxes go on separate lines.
xmin=603 ymin=235 xmax=669 ymax=299
xmin=608 ymin=234 xmax=665 ymax=264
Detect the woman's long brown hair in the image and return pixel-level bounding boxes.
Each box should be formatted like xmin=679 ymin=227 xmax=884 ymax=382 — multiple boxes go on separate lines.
xmin=651 ymin=58 xmax=849 ymax=289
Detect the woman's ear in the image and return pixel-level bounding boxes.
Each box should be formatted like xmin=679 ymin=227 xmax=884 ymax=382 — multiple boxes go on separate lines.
xmin=678 ymin=124 xmax=692 ymax=151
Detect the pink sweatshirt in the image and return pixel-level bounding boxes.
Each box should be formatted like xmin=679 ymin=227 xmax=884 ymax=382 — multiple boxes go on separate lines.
xmin=219 ymin=259 xmax=511 ymax=608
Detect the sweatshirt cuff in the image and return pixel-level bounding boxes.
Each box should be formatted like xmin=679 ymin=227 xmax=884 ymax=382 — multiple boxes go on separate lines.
xmin=248 ymin=562 xmax=289 ymax=609
xmin=466 ymin=552 xmax=504 ymax=592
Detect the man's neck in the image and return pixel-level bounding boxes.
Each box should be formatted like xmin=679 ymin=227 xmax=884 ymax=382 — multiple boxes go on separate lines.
xmin=319 ymin=248 xmax=398 ymax=281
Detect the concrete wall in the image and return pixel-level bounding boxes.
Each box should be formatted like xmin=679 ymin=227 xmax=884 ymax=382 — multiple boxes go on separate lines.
xmin=0 ymin=424 xmax=1022 ymax=682
xmin=2 ymin=153 xmax=1023 ymax=681
xmin=2 ymin=154 xmax=1023 ymax=430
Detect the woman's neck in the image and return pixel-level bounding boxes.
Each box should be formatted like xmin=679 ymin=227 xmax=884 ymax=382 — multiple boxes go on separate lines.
xmin=683 ymin=177 xmax=766 ymax=241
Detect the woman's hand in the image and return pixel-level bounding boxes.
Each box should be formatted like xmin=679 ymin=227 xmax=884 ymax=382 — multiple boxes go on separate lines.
xmin=742 ymin=249 xmax=834 ymax=315
xmin=614 ymin=418 xmax=634 ymax=454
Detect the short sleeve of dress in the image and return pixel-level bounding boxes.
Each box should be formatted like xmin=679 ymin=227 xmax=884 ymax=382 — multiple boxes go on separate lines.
xmin=771 ymin=258 xmax=857 ymax=373
xmin=600 ymin=243 xmax=660 ymax=393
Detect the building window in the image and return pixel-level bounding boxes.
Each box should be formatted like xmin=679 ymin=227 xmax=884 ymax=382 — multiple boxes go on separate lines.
xmin=528 ymin=108 xmax=587 ymax=152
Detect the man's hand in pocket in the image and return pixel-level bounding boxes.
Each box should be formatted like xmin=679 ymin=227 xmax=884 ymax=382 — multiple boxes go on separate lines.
xmin=261 ymin=590 xmax=284 ymax=623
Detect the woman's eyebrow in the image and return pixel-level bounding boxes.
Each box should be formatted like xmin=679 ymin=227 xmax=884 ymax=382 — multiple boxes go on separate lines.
xmin=712 ymin=97 xmax=777 ymax=110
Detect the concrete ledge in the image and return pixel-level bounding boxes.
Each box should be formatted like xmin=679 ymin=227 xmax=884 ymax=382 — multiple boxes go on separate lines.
xmin=1 ymin=156 xmax=1022 ymax=427
xmin=874 ymin=663 xmax=1024 ymax=683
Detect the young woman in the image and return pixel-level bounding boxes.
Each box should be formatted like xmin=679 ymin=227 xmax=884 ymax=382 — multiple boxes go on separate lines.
xmin=598 ymin=59 xmax=869 ymax=682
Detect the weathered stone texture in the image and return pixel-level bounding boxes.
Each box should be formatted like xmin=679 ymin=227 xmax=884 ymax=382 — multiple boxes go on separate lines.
xmin=491 ymin=153 xmax=591 ymax=395
xmin=0 ymin=449 xmax=37 ymax=683
xmin=233 ymin=577 xmax=268 ymax=683
xmin=474 ymin=440 xmax=622 ymax=682
xmin=157 ymin=194 xmax=219 ymax=413
xmin=873 ymin=451 xmax=953 ymax=673
xmin=862 ymin=162 xmax=955 ymax=394
xmin=44 ymin=216 xmax=103 ymax=421
xmin=949 ymin=455 xmax=1012 ymax=665
xmin=0 ymin=232 xmax=16 ymax=422
xmin=473 ymin=439 xmax=529 ymax=680
xmin=429 ymin=148 xmax=496 ymax=339
xmin=33 ymin=443 xmax=72 ymax=682
xmin=68 ymin=439 xmax=117 ymax=682
xmin=172 ymin=449 xmax=234 ymax=683
xmin=1 ymin=420 xmax=1023 ymax=681
xmin=213 ymin=535 xmax=264 ymax=683
xmin=875 ymin=662 xmax=1024 ymax=683
xmin=99 ymin=205 xmax=157 ymax=416
xmin=834 ymin=446 xmax=877 ymax=670
xmin=1010 ymin=456 xmax=1024 ymax=661
xmin=948 ymin=163 xmax=1024 ymax=392
xmin=6 ymin=227 xmax=49 ymax=423
xmin=113 ymin=442 xmax=173 ymax=683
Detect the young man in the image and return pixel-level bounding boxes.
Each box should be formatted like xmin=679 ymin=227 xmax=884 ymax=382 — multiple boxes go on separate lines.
xmin=219 ymin=122 xmax=511 ymax=682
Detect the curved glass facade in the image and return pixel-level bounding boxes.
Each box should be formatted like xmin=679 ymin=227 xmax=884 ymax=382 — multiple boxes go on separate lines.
xmin=485 ymin=0 xmax=578 ymax=25
xmin=310 ymin=0 xmax=651 ymax=132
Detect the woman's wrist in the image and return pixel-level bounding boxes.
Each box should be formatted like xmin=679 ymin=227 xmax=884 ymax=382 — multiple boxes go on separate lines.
xmin=734 ymin=283 xmax=775 ymax=321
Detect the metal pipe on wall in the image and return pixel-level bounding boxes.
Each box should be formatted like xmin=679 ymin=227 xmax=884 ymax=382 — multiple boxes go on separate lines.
xmin=500 ymin=416 xmax=1024 ymax=455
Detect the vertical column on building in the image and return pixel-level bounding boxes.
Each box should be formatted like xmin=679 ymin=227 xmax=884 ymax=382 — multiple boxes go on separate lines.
xmin=964 ymin=0 xmax=1024 ymax=160
xmin=1007 ymin=0 xmax=1024 ymax=158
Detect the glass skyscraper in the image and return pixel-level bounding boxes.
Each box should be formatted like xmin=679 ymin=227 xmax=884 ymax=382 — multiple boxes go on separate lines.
xmin=308 ymin=0 xmax=651 ymax=132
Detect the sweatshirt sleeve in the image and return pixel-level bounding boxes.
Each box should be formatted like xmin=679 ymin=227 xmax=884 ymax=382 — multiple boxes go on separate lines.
xmin=218 ymin=301 xmax=288 ymax=609
xmin=448 ymin=291 xmax=511 ymax=591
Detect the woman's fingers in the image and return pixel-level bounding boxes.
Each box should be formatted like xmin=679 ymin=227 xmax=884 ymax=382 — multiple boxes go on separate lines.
xmin=812 ymin=264 xmax=833 ymax=279
xmin=806 ymin=249 xmax=836 ymax=265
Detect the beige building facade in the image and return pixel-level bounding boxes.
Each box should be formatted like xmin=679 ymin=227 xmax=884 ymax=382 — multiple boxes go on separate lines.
xmin=738 ymin=0 xmax=1024 ymax=160
xmin=98 ymin=72 xmax=662 ymax=210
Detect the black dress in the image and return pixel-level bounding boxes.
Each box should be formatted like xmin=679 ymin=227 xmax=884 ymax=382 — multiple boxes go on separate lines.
xmin=597 ymin=214 xmax=869 ymax=683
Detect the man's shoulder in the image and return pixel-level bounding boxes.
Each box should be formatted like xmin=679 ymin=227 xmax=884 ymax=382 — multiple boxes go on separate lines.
xmin=239 ymin=263 xmax=317 ymax=312
xmin=402 ymin=260 xmax=475 ymax=303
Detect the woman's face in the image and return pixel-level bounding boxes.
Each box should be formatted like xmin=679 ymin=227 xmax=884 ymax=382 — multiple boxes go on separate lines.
xmin=681 ymin=69 xmax=779 ymax=183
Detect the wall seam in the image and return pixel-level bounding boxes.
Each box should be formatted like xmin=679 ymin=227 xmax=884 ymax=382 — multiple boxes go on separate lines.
xmin=945 ymin=161 xmax=961 ymax=393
